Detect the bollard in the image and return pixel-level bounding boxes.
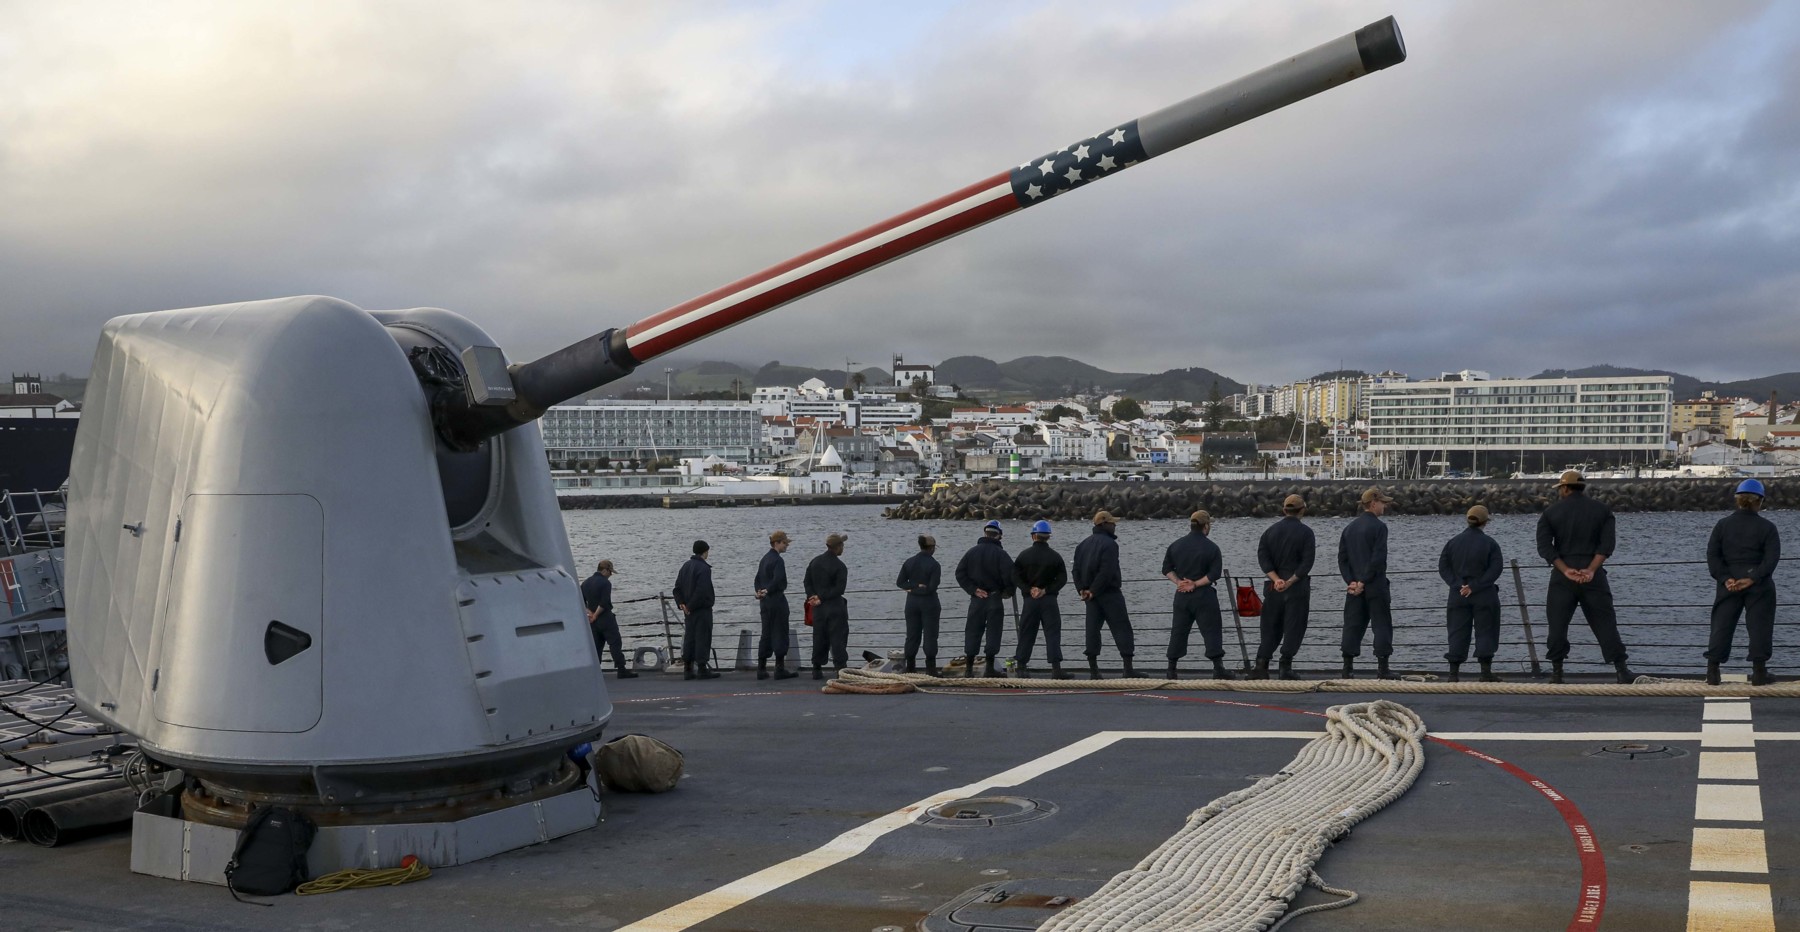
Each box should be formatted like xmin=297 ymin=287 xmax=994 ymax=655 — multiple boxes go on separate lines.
xmin=734 ymin=629 xmax=757 ymax=671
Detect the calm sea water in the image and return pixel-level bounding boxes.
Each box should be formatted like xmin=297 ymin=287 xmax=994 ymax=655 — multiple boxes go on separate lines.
xmin=566 ymin=506 xmax=1799 ymax=675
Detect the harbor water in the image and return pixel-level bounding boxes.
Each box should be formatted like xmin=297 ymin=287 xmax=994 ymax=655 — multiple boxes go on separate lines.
xmin=567 ymin=506 xmax=1799 ymax=675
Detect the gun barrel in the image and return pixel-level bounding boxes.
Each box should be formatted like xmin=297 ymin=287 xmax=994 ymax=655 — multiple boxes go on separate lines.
xmin=507 ymin=16 xmax=1404 ymax=416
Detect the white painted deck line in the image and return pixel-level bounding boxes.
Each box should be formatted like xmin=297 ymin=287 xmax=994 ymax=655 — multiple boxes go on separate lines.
xmin=1702 ymin=703 xmax=1752 ymax=721
xmin=1700 ymin=722 xmax=1756 ymax=748
xmin=1697 ymin=752 xmax=1759 ymax=781
xmin=1694 ymin=784 xmax=1763 ymax=822
xmin=1685 ymin=881 xmax=1774 ymax=932
xmin=1689 ymin=828 xmax=1768 ymax=873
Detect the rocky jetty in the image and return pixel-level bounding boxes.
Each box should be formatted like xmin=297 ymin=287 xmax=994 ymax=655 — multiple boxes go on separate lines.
xmin=884 ymin=478 xmax=1785 ymax=521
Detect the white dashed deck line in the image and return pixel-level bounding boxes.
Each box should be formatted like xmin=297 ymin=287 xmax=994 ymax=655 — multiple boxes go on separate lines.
xmin=1701 ymin=702 xmax=1752 ymax=721
xmin=1700 ymin=722 xmax=1756 ymax=748
xmin=1696 ymin=752 xmax=1758 ymax=781
xmin=1685 ymin=881 xmax=1775 ymax=932
xmin=1689 ymin=828 xmax=1768 ymax=874
xmin=1694 ymin=783 xmax=1764 ymax=822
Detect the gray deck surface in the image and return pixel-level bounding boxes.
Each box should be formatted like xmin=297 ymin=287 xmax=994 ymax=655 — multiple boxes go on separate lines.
xmin=2 ymin=672 xmax=1791 ymax=931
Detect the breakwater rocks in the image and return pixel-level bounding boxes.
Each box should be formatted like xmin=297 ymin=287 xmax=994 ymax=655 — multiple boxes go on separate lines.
xmin=884 ymin=478 xmax=1786 ymax=521
xmin=559 ymin=492 xmax=910 ymax=511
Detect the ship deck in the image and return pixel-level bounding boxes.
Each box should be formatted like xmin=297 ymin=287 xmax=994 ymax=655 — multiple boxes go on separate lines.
xmin=4 ymin=673 xmax=1794 ymax=931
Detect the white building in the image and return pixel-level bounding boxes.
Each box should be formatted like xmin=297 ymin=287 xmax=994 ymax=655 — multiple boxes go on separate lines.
xmin=893 ymin=361 xmax=936 ymax=389
xmin=540 ymin=399 xmax=764 ymax=466
xmin=1366 ymin=374 xmax=1673 ymax=472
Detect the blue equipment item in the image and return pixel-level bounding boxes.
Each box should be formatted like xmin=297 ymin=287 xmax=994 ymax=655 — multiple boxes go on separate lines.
xmin=1737 ymin=479 xmax=1766 ymax=497
xmin=1032 ymin=520 xmax=1053 ymax=536
xmin=984 ymin=520 xmax=1003 ymax=534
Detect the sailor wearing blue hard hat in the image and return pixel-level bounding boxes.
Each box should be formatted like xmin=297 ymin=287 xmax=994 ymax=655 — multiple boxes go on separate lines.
xmin=1705 ymin=479 xmax=1781 ymax=685
xmin=1013 ymin=519 xmax=1071 ymax=679
xmin=955 ymin=520 xmax=1015 ymax=678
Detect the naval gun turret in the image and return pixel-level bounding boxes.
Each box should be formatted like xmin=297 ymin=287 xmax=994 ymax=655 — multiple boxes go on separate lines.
xmin=63 ymin=18 xmax=1403 ymax=874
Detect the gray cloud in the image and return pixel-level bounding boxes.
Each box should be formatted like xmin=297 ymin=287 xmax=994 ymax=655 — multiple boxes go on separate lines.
xmin=2 ymin=0 xmax=1795 ymax=389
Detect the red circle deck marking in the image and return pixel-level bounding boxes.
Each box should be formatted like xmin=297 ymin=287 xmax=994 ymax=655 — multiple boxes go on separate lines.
xmin=1129 ymin=692 xmax=1606 ymax=930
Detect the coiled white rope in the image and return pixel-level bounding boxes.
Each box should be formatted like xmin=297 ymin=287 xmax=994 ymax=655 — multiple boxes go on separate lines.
xmin=1036 ymin=700 xmax=1427 ymax=932
xmin=826 ymin=667 xmax=1800 ymax=698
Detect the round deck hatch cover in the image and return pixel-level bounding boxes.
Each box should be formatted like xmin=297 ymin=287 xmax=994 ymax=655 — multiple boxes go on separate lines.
xmin=919 ymin=796 xmax=1057 ymax=828
xmin=1587 ymin=743 xmax=1689 ymax=761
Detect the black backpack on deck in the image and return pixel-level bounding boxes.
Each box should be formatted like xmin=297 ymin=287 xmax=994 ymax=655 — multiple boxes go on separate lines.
xmin=225 ymin=805 xmax=317 ymax=898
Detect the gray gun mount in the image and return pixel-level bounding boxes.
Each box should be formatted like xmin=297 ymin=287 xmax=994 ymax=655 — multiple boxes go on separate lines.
xmin=63 ymin=19 xmax=1404 ymax=844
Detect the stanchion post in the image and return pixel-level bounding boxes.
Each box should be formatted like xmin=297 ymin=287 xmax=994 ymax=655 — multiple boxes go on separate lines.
xmin=1510 ymin=560 xmax=1543 ymax=675
xmin=658 ymin=593 xmax=676 ymax=662
xmin=1224 ymin=572 xmax=1253 ymax=672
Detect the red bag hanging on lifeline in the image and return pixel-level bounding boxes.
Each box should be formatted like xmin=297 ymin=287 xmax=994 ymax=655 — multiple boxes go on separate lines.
xmin=1235 ymin=585 xmax=1263 ymax=617
xmin=804 ymin=600 xmax=815 ymax=627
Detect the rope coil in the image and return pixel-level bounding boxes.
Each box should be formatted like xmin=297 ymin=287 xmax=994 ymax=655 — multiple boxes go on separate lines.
xmin=1033 ymin=700 xmax=1426 ymax=931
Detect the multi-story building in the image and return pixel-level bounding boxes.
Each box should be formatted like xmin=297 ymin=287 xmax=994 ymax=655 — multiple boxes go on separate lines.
xmin=1366 ymin=374 xmax=1673 ymax=473
xmin=1672 ymin=397 xmax=1735 ymax=434
xmin=539 ymin=400 xmax=764 ymax=467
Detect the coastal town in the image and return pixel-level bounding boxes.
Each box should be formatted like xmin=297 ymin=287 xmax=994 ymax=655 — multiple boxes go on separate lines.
xmin=524 ymin=360 xmax=1800 ymax=499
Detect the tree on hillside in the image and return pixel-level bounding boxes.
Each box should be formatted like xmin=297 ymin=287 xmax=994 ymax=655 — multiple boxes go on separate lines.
xmin=1198 ymin=453 xmax=1219 ymax=480
xmin=851 ymin=371 xmax=868 ymax=392
xmin=1111 ymin=397 xmax=1145 ymax=420
xmin=1046 ymin=404 xmax=1078 ymax=422
xmin=1203 ymin=380 xmax=1232 ymax=427
xmin=1255 ymin=453 xmax=1276 ymax=479
xmin=1167 ymin=406 xmax=1196 ymax=423
xmin=910 ymin=376 xmax=930 ymax=399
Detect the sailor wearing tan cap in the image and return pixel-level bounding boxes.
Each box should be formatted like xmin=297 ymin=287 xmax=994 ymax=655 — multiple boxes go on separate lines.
xmin=804 ymin=533 xmax=851 ymax=679
xmin=1161 ymin=510 xmax=1232 ymax=680
xmin=1338 ymin=488 xmax=1396 ymax=680
xmin=1074 ymin=511 xmax=1137 ymax=679
xmin=1536 ymin=471 xmax=1635 ymax=683
xmin=1252 ymin=494 xmax=1316 ymax=680
xmin=754 ymin=531 xmax=798 ymax=680
xmin=1439 ymin=505 xmax=1504 ymax=682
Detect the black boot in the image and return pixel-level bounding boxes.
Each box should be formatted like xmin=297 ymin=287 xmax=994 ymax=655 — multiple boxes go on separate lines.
xmin=1550 ymin=660 xmax=1564 ymax=685
xmin=1705 ymin=661 xmax=1721 ymax=686
xmin=812 ymin=665 xmax=823 ymax=681
xmin=964 ymin=657 xmax=978 ymax=679
xmin=757 ymin=660 xmax=769 ymax=680
xmin=615 ymin=663 xmax=639 ymax=679
xmin=1015 ymin=662 xmax=1030 ymax=680
xmin=1751 ymin=662 xmax=1775 ymax=686
xmin=1377 ymin=658 xmax=1396 ymax=680
xmin=1052 ymin=662 xmax=1070 ymax=680
xmin=1166 ymin=662 xmax=1179 ymax=681
xmin=1211 ymin=659 xmax=1235 ymax=681
xmin=1122 ymin=659 xmax=1139 ymax=679
xmin=1278 ymin=659 xmax=1301 ymax=681
xmin=926 ymin=661 xmax=942 ymax=677
xmin=904 ymin=659 xmax=918 ymax=674
xmin=699 ymin=664 xmax=720 ymax=680
xmin=1249 ymin=659 xmax=1270 ymax=680
xmin=775 ymin=662 xmax=798 ymax=680
xmin=1448 ymin=662 xmax=1461 ymax=683
xmin=1089 ymin=658 xmax=1102 ymax=681
xmin=1479 ymin=658 xmax=1500 ymax=683
xmin=684 ymin=662 xmax=696 ymax=681
xmin=1614 ymin=660 xmax=1635 ymax=685
xmin=1340 ymin=658 xmax=1355 ymax=680
xmin=983 ymin=657 xmax=999 ymax=678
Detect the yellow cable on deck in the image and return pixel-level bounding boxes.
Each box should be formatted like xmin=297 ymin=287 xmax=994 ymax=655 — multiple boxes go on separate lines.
xmin=296 ymin=858 xmax=431 ymax=895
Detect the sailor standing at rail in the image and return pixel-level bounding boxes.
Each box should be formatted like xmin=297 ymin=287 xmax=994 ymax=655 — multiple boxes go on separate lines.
xmin=1253 ymin=494 xmax=1315 ymax=681
xmin=1438 ymin=505 xmax=1504 ymax=683
xmin=581 ymin=559 xmax=638 ymax=679
xmin=1162 ymin=510 xmax=1232 ymax=681
xmin=1705 ymin=479 xmax=1781 ymax=686
xmin=804 ymin=533 xmax=851 ymax=680
xmin=754 ymin=531 xmax=798 ymax=680
xmin=674 ymin=541 xmax=718 ymax=680
xmin=956 ymin=520 xmax=1015 ymax=679
xmin=896 ymin=535 xmax=943 ymax=674
xmin=1074 ymin=511 xmax=1138 ymax=680
xmin=1338 ymin=487 xmax=1396 ymax=680
xmin=1013 ymin=520 xmax=1070 ymax=680
xmin=1536 ymin=470 xmax=1635 ymax=684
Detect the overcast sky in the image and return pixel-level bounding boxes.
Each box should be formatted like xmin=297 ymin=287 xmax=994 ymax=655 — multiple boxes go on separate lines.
xmin=2 ymin=1 xmax=1796 ymax=387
